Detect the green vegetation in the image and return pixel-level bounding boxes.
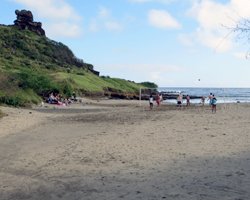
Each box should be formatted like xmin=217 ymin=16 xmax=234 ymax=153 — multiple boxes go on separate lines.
xmin=140 ymin=82 xmax=158 ymax=88
xmin=0 ymin=25 xmax=151 ymax=106
xmin=0 ymin=109 xmax=3 ymax=118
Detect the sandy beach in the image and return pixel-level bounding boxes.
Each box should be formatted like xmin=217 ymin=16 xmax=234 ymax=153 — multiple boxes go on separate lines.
xmin=0 ymin=100 xmax=250 ymax=200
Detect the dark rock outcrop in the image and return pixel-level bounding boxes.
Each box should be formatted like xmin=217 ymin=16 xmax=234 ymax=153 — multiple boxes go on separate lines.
xmin=10 ymin=9 xmax=100 ymax=76
xmin=14 ymin=9 xmax=45 ymax=36
xmin=141 ymin=91 xmax=202 ymax=100
xmin=91 ymin=70 xmax=100 ymax=76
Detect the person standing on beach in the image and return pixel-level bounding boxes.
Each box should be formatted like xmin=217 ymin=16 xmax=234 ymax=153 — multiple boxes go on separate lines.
xmin=201 ymin=96 xmax=205 ymax=106
xmin=160 ymin=93 xmax=163 ymax=102
xmin=208 ymin=93 xmax=213 ymax=107
xmin=211 ymin=94 xmax=217 ymax=113
xmin=186 ymin=95 xmax=190 ymax=106
xmin=177 ymin=93 xmax=183 ymax=107
xmin=149 ymin=94 xmax=154 ymax=110
xmin=156 ymin=93 xmax=160 ymax=107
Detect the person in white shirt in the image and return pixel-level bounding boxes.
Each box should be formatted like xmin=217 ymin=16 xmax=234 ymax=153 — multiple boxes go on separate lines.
xmin=149 ymin=94 xmax=154 ymax=110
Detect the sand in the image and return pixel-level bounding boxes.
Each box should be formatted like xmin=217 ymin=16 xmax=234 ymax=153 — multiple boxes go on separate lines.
xmin=0 ymin=100 xmax=250 ymax=200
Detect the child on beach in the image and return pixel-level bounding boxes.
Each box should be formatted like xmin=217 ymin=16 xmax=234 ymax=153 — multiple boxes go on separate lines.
xmin=149 ymin=94 xmax=154 ymax=110
xmin=211 ymin=95 xmax=217 ymax=113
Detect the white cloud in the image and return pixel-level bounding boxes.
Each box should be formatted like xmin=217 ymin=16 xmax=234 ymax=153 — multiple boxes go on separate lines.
xmin=148 ymin=9 xmax=181 ymax=29
xmin=89 ymin=19 xmax=99 ymax=32
xmin=13 ymin=0 xmax=80 ymax=20
xmin=12 ymin=0 xmax=82 ymax=38
xmin=189 ymin=0 xmax=250 ymax=52
xmin=106 ymin=63 xmax=183 ymax=72
xmin=178 ymin=33 xmax=194 ymax=47
xmin=99 ymin=63 xmax=184 ymax=84
xmin=89 ymin=6 xmax=123 ymax=32
xmin=196 ymin=27 xmax=233 ymax=53
xmin=98 ymin=6 xmax=110 ymax=18
xmin=129 ymin=0 xmax=176 ymax=4
xmin=232 ymin=52 xmax=250 ymax=59
xmin=45 ymin=22 xmax=82 ymax=38
xmin=104 ymin=21 xmax=123 ymax=31
xmin=148 ymin=65 xmax=184 ymax=85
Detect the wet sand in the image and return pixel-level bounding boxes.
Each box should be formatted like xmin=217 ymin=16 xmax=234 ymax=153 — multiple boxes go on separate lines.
xmin=0 ymin=101 xmax=250 ymax=200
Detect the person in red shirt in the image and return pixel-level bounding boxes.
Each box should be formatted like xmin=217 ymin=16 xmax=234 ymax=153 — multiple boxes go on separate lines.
xmin=156 ymin=93 xmax=160 ymax=107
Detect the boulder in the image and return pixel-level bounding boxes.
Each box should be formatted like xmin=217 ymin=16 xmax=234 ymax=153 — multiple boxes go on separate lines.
xmin=14 ymin=9 xmax=45 ymax=36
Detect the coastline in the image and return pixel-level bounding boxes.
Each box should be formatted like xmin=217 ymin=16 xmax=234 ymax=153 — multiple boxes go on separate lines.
xmin=0 ymin=100 xmax=250 ymax=199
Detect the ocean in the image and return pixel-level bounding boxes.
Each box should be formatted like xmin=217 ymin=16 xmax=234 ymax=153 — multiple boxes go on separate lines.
xmin=158 ymin=87 xmax=250 ymax=104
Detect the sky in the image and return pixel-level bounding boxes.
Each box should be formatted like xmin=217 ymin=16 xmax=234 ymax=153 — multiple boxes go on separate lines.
xmin=1 ymin=0 xmax=250 ymax=87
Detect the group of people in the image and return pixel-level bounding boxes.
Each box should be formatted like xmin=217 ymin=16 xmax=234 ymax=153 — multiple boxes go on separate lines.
xmin=207 ymin=93 xmax=217 ymax=113
xmin=149 ymin=93 xmax=163 ymax=110
xmin=149 ymin=92 xmax=217 ymax=113
xmin=176 ymin=93 xmax=191 ymax=107
xmin=177 ymin=92 xmax=217 ymax=112
xmin=47 ymin=92 xmax=73 ymax=106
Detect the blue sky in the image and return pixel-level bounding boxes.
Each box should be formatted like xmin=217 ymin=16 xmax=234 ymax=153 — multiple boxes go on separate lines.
xmin=1 ymin=0 xmax=250 ymax=87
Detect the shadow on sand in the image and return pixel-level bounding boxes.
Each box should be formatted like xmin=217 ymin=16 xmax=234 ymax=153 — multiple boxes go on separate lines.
xmin=0 ymin=134 xmax=249 ymax=200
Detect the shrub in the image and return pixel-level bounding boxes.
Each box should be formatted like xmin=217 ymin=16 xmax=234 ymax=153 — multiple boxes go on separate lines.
xmin=0 ymin=109 xmax=3 ymax=118
xmin=13 ymin=39 xmax=27 ymax=50
xmin=60 ymin=80 xmax=73 ymax=97
xmin=0 ymin=96 xmax=24 ymax=107
xmin=76 ymin=72 xmax=85 ymax=76
xmin=0 ymin=89 xmax=41 ymax=107
xmin=15 ymin=69 xmax=59 ymax=96
xmin=44 ymin=63 xmax=56 ymax=70
xmin=140 ymin=82 xmax=158 ymax=88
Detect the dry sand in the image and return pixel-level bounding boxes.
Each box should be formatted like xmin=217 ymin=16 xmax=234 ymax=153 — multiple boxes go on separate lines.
xmin=0 ymin=100 xmax=250 ymax=200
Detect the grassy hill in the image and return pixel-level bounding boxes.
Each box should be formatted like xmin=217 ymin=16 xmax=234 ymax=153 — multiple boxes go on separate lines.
xmin=0 ymin=25 xmax=156 ymax=106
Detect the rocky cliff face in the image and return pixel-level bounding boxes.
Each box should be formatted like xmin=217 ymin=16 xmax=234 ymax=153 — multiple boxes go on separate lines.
xmin=14 ymin=9 xmax=45 ymax=36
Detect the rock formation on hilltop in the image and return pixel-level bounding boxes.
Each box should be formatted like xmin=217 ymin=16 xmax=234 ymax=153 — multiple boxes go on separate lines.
xmin=14 ymin=9 xmax=45 ymax=36
xmin=0 ymin=9 xmax=100 ymax=76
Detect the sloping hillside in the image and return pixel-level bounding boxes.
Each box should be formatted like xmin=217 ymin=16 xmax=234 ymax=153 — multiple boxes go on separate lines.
xmin=0 ymin=25 xmax=153 ymax=106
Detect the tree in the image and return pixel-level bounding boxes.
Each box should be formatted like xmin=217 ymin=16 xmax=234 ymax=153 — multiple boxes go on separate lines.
xmin=229 ymin=18 xmax=250 ymax=58
xmin=140 ymin=82 xmax=158 ymax=88
xmin=232 ymin=18 xmax=250 ymax=42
